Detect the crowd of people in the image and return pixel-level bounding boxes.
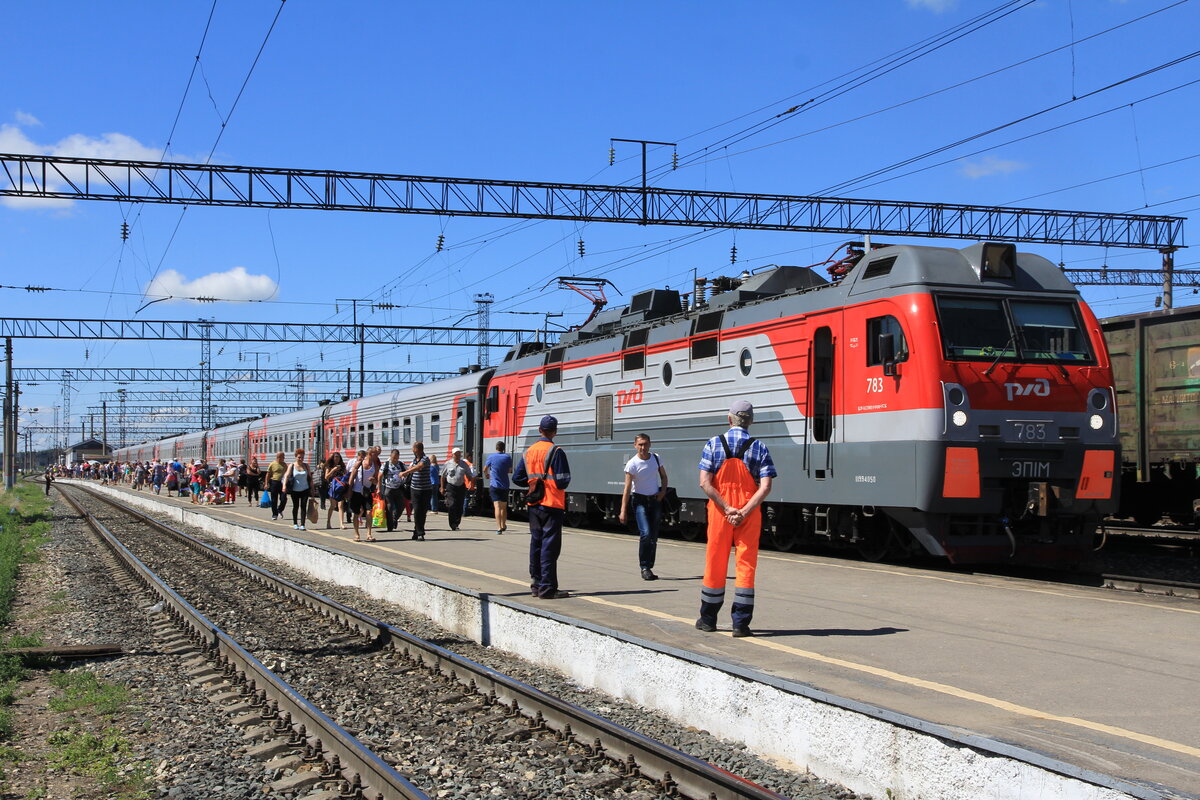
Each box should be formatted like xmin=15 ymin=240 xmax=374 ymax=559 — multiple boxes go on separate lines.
xmin=73 ymin=444 xmax=489 ymax=540
xmin=60 ymin=398 xmax=771 ymax=636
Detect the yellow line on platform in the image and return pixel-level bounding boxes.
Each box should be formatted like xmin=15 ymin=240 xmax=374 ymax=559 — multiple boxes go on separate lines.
xmin=578 ymin=593 xmax=1200 ymax=761
xmin=132 ymin=491 xmax=1200 ymax=760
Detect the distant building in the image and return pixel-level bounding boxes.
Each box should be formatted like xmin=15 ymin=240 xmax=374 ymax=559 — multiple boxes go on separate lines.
xmin=65 ymin=439 xmax=111 ymax=464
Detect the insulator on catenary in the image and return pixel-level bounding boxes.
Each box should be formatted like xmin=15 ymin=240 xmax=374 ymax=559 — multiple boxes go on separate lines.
xmin=730 ymin=244 xmax=738 ymax=264
xmin=577 ymin=239 xmax=585 ymax=257
xmin=120 ymin=221 xmax=130 ymax=241
xmin=608 ymin=146 xmax=615 ymax=166
xmin=436 ymin=233 xmax=445 ymax=252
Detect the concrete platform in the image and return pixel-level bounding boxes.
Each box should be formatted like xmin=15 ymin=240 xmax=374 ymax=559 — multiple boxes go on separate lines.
xmin=78 ymin=483 xmax=1199 ymax=799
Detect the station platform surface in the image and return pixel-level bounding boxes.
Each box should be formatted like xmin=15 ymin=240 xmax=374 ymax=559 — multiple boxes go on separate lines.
xmin=88 ymin=484 xmax=1199 ymax=797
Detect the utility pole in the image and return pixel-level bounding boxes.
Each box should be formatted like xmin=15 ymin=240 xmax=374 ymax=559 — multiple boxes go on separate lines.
xmin=336 ymin=298 xmax=370 ymax=398
xmin=1161 ymin=248 xmax=1177 ymax=311
xmin=3 ymin=337 xmax=12 ymax=490
xmin=102 ymin=401 xmax=107 ymax=460
xmin=611 ymin=138 xmax=677 ymax=225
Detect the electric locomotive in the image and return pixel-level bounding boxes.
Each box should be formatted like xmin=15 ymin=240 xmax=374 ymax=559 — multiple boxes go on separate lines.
xmin=484 ymin=241 xmax=1119 ymax=564
xmin=113 ymin=240 xmax=1119 ymax=566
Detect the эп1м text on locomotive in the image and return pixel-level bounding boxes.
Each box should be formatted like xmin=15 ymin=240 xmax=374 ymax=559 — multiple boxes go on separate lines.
xmin=116 ymin=241 xmax=1119 ymax=566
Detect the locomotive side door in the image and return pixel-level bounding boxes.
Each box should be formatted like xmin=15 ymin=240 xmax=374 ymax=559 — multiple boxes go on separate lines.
xmin=807 ymin=325 xmax=836 ymax=479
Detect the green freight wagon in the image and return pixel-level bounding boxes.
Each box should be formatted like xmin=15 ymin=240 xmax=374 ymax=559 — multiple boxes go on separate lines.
xmin=1102 ymin=304 xmax=1200 ymax=527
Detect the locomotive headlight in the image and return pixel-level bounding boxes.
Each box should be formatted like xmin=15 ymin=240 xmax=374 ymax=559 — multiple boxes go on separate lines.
xmin=1089 ymin=389 xmax=1109 ymax=410
xmin=952 ymin=410 xmax=968 ymax=427
xmin=1089 ymin=414 xmax=1104 ymax=430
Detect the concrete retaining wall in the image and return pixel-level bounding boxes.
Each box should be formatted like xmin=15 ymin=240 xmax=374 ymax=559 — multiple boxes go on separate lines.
xmin=76 ymin=483 xmax=1162 ymax=800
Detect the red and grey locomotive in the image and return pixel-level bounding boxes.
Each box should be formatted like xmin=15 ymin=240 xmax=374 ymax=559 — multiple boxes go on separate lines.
xmin=117 ymin=240 xmax=1120 ymax=564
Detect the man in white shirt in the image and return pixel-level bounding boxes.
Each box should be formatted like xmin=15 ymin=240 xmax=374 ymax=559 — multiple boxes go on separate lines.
xmin=440 ymin=448 xmax=474 ymax=531
xmin=618 ymin=433 xmax=669 ymax=581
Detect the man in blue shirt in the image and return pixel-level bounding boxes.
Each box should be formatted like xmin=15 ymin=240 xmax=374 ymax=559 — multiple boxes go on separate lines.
xmin=484 ymin=441 xmax=513 ymax=535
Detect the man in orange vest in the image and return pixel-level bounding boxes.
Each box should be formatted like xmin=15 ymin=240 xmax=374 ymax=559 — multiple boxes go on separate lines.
xmin=513 ymin=415 xmax=572 ymax=599
xmin=697 ymin=399 xmax=776 ymax=637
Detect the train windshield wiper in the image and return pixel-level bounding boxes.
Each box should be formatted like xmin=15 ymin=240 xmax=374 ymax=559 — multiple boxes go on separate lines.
xmin=983 ymin=330 xmax=1021 ymax=377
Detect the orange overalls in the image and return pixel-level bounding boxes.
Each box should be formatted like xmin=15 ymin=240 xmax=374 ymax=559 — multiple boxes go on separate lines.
xmin=700 ymin=435 xmax=761 ymax=629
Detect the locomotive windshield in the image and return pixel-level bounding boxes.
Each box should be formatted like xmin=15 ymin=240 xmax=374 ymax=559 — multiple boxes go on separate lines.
xmin=936 ymin=295 xmax=1092 ymax=363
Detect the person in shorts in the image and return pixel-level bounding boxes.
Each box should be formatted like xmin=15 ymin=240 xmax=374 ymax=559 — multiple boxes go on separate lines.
xmin=483 ymin=441 xmax=513 ymax=535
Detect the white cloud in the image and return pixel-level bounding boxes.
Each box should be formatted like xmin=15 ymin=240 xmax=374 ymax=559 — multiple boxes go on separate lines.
xmin=958 ymin=155 xmax=1027 ymax=179
xmin=906 ymin=0 xmax=958 ymax=11
xmin=0 ymin=122 xmax=164 ymax=210
xmin=145 ymin=267 xmax=279 ymax=303
xmin=14 ymin=111 xmax=41 ymax=126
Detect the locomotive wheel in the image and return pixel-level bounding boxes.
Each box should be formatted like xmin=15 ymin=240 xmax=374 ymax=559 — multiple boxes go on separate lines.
xmin=564 ymin=510 xmax=587 ymax=528
xmin=769 ymin=525 xmax=798 ymax=552
xmin=679 ymin=523 xmax=703 ymax=542
xmin=856 ymin=517 xmax=897 ymax=562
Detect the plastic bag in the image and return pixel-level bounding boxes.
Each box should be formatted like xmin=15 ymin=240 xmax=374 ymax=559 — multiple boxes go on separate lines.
xmin=371 ymin=495 xmax=386 ymax=528
xmin=259 ymin=495 xmax=272 ymax=509
xmin=307 ymin=499 xmax=319 ymax=525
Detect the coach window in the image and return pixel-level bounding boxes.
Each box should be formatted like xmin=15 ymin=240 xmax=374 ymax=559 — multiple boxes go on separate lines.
xmin=403 ymin=417 xmax=412 ymax=444
xmin=623 ymin=329 xmax=648 ymax=373
xmin=596 ymin=394 xmax=613 ymax=440
xmin=416 ymin=415 xmax=424 ymax=443
xmin=812 ymin=326 xmax=834 ymax=442
xmin=545 ymin=348 xmax=565 ymax=385
xmin=381 ymin=421 xmax=389 ymax=446
xmin=690 ymin=310 xmax=723 ymax=361
xmin=431 ymin=414 xmax=440 ymax=443
xmin=866 ymin=316 xmax=909 ymax=366
xmin=455 ymin=409 xmax=464 ymax=444
xmin=367 ymin=423 xmax=374 ymax=447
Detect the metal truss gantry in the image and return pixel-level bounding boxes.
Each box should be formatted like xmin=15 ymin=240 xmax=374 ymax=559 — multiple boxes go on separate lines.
xmin=0 ymin=153 xmax=1184 ymax=248
xmin=98 ymin=390 xmax=323 ymax=403
xmin=13 ymin=368 xmax=455 ymax=383
xmin=0 ymin=318 xmax=545 ymax=348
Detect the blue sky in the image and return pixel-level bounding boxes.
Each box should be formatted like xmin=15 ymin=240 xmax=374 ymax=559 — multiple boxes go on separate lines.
xmin=3 ymin=0 xmax=1198 ymax=447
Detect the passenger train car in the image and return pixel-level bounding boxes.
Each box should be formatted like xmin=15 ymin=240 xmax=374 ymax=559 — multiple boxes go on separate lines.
xmin=116 ymin=241 xmax=1120 ymax=565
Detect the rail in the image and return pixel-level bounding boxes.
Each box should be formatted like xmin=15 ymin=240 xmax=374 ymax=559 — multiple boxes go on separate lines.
xmin=64 ymin=482 xmax=789 ymax=800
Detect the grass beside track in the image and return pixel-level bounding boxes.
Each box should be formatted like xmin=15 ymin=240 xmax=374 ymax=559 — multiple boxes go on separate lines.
xmin=0 ymin=484 xmax=151 ymax=799
xmin=0 ymin=484 xmax=51 ymax=739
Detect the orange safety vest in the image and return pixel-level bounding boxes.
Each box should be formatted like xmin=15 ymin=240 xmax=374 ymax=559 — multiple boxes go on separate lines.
xmin=524 ymin=440 xmax=566 ymax=510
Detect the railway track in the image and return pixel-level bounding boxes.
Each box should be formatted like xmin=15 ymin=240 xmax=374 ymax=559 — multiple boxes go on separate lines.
xmin=57 ymin=483 xmax=790 ymax=800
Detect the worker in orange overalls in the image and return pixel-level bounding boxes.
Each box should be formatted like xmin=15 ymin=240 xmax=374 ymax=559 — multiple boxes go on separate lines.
xmin=697 ymin=400 xmax=776 ymax=638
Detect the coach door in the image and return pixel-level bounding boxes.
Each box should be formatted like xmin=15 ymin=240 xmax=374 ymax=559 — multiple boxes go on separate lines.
xmin=463 ymin=399 xmax=478 ymax=461
xmin=807 ymin=326 xmax=835 ymax=479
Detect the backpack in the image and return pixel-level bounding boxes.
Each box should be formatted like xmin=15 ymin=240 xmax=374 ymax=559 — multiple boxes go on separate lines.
xmin=328 ymin=475 xmax=348 ymax=500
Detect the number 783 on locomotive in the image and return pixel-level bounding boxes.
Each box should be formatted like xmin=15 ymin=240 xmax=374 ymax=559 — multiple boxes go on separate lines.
xmin=122 ymin=241 xmax=1121 ymax=565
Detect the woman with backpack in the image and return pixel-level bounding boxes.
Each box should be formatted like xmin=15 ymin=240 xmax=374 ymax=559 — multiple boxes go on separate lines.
xmin=380 ymin=449 xmax=410 ymax=533
xmin=324 ymin=452 xmax=348 ymax=530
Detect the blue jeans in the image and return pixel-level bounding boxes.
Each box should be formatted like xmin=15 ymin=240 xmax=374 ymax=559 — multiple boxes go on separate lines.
xmin=632 ymin=494 xmax=661 ymax=570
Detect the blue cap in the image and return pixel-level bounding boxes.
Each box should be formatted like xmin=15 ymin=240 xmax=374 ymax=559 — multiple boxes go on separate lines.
xmin=539 ymin=415 xmax=558 ymax=431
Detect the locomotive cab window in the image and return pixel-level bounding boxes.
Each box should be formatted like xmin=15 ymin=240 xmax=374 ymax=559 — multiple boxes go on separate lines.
xmin=867 ymin=316 xmax=909 ymax=366
xmin=1010 ymin=301 xmax=1091 ymax=362
xmin=936 ymin=295 xmax=1093 ymax=363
